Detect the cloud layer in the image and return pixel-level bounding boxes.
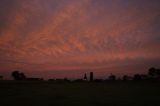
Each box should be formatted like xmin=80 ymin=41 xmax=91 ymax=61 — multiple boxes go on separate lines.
xmin=0 ymin=0 xmax=160 ymax=79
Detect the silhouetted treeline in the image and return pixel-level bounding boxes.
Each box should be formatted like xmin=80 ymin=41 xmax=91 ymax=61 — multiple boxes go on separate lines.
xmin=105 ymin=67 xmax=160 ymax=81
xmin=9 ymin=67 xmax=160 ymax=82
xmin=12 ymin=71 xmax=26 ymax=80
xmin=11 ymin=71 xmax=43 ymax=81
xmin=148 ymin=67 xmax=160 ymax=80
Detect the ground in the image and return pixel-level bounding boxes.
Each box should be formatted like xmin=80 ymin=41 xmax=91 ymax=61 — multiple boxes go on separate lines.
xmin=0 ymin=81 xmax=160 ymax=106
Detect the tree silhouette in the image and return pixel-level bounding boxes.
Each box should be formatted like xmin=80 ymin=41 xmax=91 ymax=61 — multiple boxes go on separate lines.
xmin=122 ymin=75 xmax=129 ymax=81
xmin=148 ymin=67 xmax=157 ymax=77
xmin=108 ymin=74 xmax=116 ymax=81
xmin=11 ymin=71 xmax=26 ymax=80
xmin=133 ymin=74 xmax=142 ymax=80
xmin=20 ymin=72 xmax=26 ymax=80
xmin=148 ymin=67 xmax=160 ymax=79
xmin=12 ymin=71 xmax=20 ymax=80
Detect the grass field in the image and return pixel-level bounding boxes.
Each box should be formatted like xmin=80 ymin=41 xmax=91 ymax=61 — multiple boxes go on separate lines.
xmin=0 ymin=81 xmax=160 ymax=106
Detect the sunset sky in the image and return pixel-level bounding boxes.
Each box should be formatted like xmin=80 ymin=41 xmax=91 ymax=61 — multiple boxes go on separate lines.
xmin=0 ymin=0 xmax=160 ymax=79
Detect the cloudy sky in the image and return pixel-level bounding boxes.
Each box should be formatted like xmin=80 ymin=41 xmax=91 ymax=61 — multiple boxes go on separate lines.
xmin=0 ymin=0 xmax=160 ymax=79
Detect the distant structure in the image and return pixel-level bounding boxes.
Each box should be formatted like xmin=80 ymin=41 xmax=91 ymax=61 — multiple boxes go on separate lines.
xmin=84 ymin=73 xmax=87 ymax=80
xmin=90 ymin=72 xmax=94 ymax=81
xmin=0 ymin=76 xmax=3 ymax=80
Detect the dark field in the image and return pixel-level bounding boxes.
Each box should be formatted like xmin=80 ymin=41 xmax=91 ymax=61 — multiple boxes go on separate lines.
xmin=0 ymin=81 xmax=160 ymax=106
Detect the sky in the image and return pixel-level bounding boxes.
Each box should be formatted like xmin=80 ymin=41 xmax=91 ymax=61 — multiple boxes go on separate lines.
xmin=0 ymin=0 xmax=160 ymax=79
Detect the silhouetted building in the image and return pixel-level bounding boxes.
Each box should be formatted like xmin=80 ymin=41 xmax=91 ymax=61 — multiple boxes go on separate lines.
xmin=84 ymin=73 xmax=87 ymax=80
xmin=0 ymin=76 xmax=3 ymax=80
xmin=90 ymin=72 xmax=93 ymax=81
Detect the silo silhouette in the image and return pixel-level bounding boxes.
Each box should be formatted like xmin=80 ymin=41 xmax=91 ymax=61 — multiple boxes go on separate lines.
xmin=90 ymin=72 xmax=93 ymax=81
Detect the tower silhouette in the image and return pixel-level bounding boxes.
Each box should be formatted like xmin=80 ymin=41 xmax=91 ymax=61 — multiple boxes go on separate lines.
xmin=84 ymin=73 xmax=87 ymax=80
xmin=90 ymin=72 xmax=93 ymax=81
